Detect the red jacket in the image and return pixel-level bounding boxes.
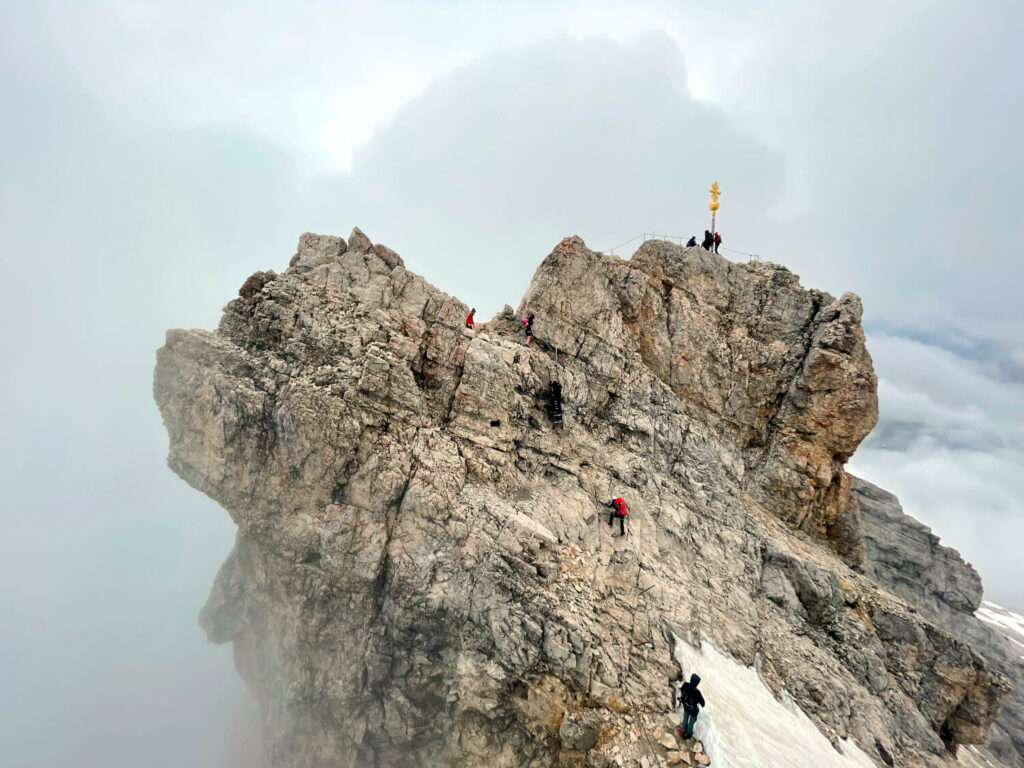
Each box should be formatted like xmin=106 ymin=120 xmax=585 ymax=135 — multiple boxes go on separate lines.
xmin=713 ymin=233 xmax=722 ymax=244
xmin=613 ymin=498 xmax=628 ymax=516
xmin=466 ymin=313 xmax=475 ymax=327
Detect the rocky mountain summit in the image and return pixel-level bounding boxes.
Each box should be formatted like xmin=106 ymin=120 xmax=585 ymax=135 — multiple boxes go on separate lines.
xmin=154 ymin=229 xmax=1016 ymax=767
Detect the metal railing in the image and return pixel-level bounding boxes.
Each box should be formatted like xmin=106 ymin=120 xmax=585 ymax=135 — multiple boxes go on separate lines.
xmin=602 ymin=231 xmax=762 ymax=262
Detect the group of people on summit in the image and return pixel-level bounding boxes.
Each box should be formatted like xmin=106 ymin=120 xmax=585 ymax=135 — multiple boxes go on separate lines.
xmin=686 ymin=231 xmax=721 ymax=253
xmin=464 ymin=228 xmax=722 ymax=342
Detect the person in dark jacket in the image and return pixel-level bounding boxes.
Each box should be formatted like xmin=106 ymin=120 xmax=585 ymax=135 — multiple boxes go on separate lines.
xmin=676 ymin=673 xmax=705 ymax=739
xmin=523 ymin=312 xmax=535 ymax=345
xmin=713 ymin=232 xmax=722 ymax=254
xmin=686 ymin=235 xmax=697 ymax=247
xmin=604 ymin=497 xmax=628 ymax=535
xmin=701 ymin=230 xmax=713 ymax=250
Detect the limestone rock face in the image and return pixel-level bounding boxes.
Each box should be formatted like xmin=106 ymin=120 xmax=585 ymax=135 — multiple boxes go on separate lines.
xmin=155 ymin=232 xmax=1011 ymax=768
xmin=856 ymin=478 xmax=983 ymax=621
xmin=289 ymin=232 xmax=348 ymax=273
xmin=856 ymin=477 xmax=1024 ymax=766
xmin=514 ymin=237 xmax=877 ymax=565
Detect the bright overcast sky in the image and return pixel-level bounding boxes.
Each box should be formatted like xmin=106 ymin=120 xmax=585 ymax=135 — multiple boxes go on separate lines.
xmin=1 ymin=2 xmax=1022 ymax=766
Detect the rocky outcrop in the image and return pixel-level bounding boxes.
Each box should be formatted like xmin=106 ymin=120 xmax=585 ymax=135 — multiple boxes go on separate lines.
xmin=856 ymin=477 xmax=1024 ymax=766
xmin=155 ymin=230 xmax=1009 ymax=768
xmin=510 ymin=237 xmax=877 ymax=566
xmin=856 ymin=478 xmax=982 ymax=620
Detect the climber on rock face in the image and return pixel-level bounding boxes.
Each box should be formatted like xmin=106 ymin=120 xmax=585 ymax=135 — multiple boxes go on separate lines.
xmin=686 ymin=235 xmax=697 ymax=247
xmin=523 ymin=312 xmax=535 ymax=345
xmin=604 ymin=497 xmax=628 ymax=536
xmin=676 ymin=673 xmax=705 ymax=740
xmin=466 ymin=308 xmax=476 ymax=329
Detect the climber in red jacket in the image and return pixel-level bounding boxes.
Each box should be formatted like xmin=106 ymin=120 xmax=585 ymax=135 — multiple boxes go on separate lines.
xmin=605 ymin=497 xmax=628 ymax=536
xmin=466 ymin=308 xmax=476 ymax=329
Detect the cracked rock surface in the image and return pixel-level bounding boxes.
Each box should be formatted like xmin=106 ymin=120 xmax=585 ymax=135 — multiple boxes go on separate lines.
xmin=155 ymin=230 xmax=1013 ymax=767
xmin=856 ymin=477 xmax=1024 ymax=767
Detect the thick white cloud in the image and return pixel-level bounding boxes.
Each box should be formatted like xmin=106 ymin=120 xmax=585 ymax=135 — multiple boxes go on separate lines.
xmin=0 ymin=97 xmax=292 ymax=766
xmin=712 ymin=1 xmax=1024 ymax=342
xmin=299 ymin=34 xmax=784 ymax=317
xmin=2 ymin=3 xmax=1023 ymax=765
xmin=863 ymin=334 xmax=1024 ymax=451
xmin=851 ymin=333 xmax=1024 ymax=608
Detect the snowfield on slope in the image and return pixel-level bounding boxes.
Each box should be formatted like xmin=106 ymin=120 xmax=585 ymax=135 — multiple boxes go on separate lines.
xmin=673 ymin=637 xmax=877 ymax=768
xmin=976 ymin=601 xmax=1024 ymax=659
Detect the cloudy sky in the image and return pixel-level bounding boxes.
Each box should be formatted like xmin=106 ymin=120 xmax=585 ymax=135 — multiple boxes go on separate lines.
xmin=1 ymin=1 xmax=1022 ymax=765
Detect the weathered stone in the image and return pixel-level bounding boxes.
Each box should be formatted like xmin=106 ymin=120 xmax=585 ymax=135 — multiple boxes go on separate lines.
xmin=559 ymin=713 xmax=599 ymax=751
xmin=857 ymin=476 xmax=1023 ymax=766
xmin=515 ymin=237 xmax=877 ymax=565
xmin=154 ymin=231 xmax=1013 ymax=768
xmin=348 ymin=225 xmax=373 ymax=252
xmin=289 ymin=231 xmax=346 ymax=272
xmin=857 ymin=478 xmax=982 ymax=616
xmin=762 ymin=547 xmax=842 ymax=625
xmin=238 ymin=269 xmax=277 ymax=299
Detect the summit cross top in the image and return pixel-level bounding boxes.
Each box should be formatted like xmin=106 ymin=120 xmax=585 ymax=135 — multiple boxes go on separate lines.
xmin=709 ymin=182 xmax=721 ymax=235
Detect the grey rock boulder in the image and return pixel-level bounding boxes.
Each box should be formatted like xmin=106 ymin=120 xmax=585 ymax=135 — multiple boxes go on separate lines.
xmin=559 ymin=713 xmax=600 ymax=751
xmin=348 ymin=225 xmax=373 ymax=252
xmin=289 ymin=231 xmax=347 ymax=272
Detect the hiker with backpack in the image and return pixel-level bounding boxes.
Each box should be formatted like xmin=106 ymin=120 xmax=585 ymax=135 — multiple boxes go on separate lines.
xmin=466 ymin=308 xmax=476 ymax=329
xmin=686 ymin=235 xmax=697 ymax=247
xmin=604 ymin=497 xmax=628 ymax=536
xmin=713 ymin=232 xmax=722 ymax=254
xmin=676 ymin=673 xmax=706 ymax=739
xmin=701 ymin=230 xmax=713 ymax=251
xmin=523 ymin=312 xmax=535 ymax=345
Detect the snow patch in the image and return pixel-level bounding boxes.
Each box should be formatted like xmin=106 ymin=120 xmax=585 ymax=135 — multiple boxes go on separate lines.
xmin=959 ymin=744 xmax=1000 ymax=767
xmin=673 ymin=636 xmax=877 ymax=768
xmin=976 ymin=601 xmax=1024 ymax=659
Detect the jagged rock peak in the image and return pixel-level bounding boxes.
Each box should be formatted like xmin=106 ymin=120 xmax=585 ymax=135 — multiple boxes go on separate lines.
xmin=516 ymin=235 xmax=878 ymax=564
xmin=856 ymin=477 xmax=983 ymax=617
xmin=289 ymin=231 xmax=347 ymax=273
xmin=347 ymin=225 xmax=373 ymax=253
xmin=154 ymin=231 xmax=1009 ymax=768
xmin=856 ymin=477 xmax=1023 ymax=766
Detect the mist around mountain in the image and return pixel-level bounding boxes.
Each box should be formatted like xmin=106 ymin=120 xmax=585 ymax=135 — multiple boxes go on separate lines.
xmin=154 ymin=230 xmax=1021 ymax=767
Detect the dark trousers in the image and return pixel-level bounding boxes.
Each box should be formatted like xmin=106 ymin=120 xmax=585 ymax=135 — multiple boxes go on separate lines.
xmin=680 ymin=709 xmax=698 ymax=737
xmin=608 ymin=511 xmax=625 ymax=535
